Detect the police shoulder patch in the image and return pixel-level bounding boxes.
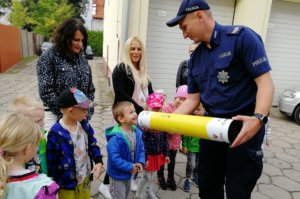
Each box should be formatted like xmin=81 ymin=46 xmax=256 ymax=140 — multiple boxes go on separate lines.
xmin=227 ymin=26 xmax=244 ymax=35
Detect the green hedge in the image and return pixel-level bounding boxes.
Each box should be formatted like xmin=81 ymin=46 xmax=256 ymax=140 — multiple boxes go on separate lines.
xmin=87 ymin=30 xmax=103 ymax=56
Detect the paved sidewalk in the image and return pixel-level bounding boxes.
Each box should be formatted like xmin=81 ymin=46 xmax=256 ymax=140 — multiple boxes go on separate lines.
xmin=0 ymin=57 xmax=300 ymax=199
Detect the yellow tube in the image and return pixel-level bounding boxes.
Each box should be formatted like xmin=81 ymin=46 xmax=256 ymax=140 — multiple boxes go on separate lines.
xmin=138 ymin=111 xmax=242 ymax=143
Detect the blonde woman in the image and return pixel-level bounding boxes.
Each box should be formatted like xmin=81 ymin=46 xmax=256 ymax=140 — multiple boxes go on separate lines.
xmin=99 ymin=36 xmax=153 ymax=198
xmin=112 ymin=36 xmax=153 ymax=114
xmin=0 ymin=113 xmax=59 ymax=199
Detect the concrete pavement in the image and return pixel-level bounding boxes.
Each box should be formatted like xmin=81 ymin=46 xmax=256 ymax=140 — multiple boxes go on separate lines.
xmin=0 ymin=57 xmax=299 ymax=199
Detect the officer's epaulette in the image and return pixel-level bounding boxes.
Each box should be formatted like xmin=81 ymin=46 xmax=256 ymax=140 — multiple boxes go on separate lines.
xmin=227 ymin=26 xmax=244 ymax=35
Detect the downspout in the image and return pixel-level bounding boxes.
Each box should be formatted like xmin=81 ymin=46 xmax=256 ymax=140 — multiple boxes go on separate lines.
xmin=232 ymin=0 xmax=237 ymax=25
xmin=123 ymin=0 xmax=130 ymax=45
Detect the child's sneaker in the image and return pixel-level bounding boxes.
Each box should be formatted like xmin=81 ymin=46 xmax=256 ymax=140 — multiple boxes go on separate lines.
xmin=192 ymin=176 xmax=198 ymax=187
xmin=158 ymin=176 xmax=168 ymax=190
xmin=183 ymin=179 xmax=190 ymax=192
xmin=147 ymin=191 xmax=158 ymax=199
xmin=167 ymin=178 xmax=177 ymax=191
xmin=99 ymin=183 xmax=112 ymax=199
xmin=131 ymin=179 xmax=138 ymax=191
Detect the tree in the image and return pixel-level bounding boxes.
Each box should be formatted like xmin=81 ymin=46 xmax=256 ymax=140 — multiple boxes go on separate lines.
xmin=9 ymin=0 xmax=74 ymax=40
xmin=29 ymin=0 xmax=75 ymax=39
xmin=8 ymin=1 xmax=29 ymax=28
xmin=68 ymin=0 xmax=89 ymax=22
xmin=0 ymin=0 xmax=11 ymax=16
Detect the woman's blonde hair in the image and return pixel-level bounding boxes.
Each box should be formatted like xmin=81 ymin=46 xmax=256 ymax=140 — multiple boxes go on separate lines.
xmin=0 ymin=113 xmax=42 ymax=197
xmin=9 ymin=95 xmax=44 ymax=115
xmin=122 ymin=36 xmax=150 ymax=88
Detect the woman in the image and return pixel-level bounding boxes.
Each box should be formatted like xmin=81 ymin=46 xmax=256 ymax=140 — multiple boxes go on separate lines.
xmin=176 ymin=42 xmax=199 ymax=88
xmin=37 ymin=18 xmax=95 ymax=123
xmin=112 ymin=36 xmax=153 ymax=114
xmin=99 ymin=36 xmax=153 ymax=198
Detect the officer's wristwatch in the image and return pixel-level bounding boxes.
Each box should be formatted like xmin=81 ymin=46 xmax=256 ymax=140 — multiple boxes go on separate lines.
xmin=253 ymin=113 xmax=269 ymax=124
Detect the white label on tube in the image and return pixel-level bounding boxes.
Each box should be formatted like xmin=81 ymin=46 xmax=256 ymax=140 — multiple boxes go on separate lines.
xmin=206 ymin=118 xmax=231 ymax=143
xmin=138 ymin=111 xmax=153 ymax=128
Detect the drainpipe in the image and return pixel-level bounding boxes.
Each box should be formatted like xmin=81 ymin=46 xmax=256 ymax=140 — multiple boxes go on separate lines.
xmin=123 ymin=0 xmax=130 ymax=45
xmin=232 ymin=0 xmax=237 ymax=25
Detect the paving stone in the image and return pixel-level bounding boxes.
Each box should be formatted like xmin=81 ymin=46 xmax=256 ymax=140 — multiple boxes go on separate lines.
xmin=283 ymin=169 xmax=300 ymax=183
xmin=258 ymin=184 xmax=291 ymax=199
xmin=293 ymin=163 xmax=300 ymax=172
xmin=257 ymin=173 xmax=271 ymax=184
xmin=275 ymin=152 xmax=299 ymax=163
xmin=293 ymin=192 xmax=300 ymax=199
xmin=285 ymin=148 xmax=300 ymax=159
xmin=267 ymin=157 xmax=291 ymax=169
xmin=263 ymin=163 xmax=283 ymax=176
xmin=251 ymin=191 xmax=272 ymax=199
xmin=272 ymin=176 xmax=300 ymax=192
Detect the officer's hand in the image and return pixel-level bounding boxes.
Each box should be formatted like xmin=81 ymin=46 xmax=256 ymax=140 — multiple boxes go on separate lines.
xmin=230 ymin=115 xmax=262 ymax=148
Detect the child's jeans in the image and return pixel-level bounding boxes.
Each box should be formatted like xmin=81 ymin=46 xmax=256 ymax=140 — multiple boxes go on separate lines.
xmin=136 ymin=170 xmax=155 ymax=198
xmin=58 ymin=176 xmax=90 ymax=199
xmin=110 ymin=177 xmax=131 ymax=199
xmin=186 ymin=152 xmax=199 ymax=179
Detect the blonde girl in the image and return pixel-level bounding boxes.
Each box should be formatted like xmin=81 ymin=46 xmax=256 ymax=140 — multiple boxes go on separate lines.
xmin=0 ymin=113 xmax=59 ymax=199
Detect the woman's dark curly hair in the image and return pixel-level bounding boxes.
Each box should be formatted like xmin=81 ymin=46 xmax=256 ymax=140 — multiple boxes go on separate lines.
xmin=52 ymin=18 xmax=88 ymax=56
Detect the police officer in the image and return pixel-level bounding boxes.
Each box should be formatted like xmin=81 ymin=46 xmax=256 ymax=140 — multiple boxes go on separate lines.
xmin=167 ymin=0 xmax=274 ymax=199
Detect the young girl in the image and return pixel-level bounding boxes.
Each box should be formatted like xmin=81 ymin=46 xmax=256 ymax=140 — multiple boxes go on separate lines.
xmin=135 ymin=93 xmax=170 ymax=199
xmin=157 ymin=85 xmax=188 ymax=191
xmin=9 ymin=95 xmax=48 ymax=175
xmin=0 ymin=113 xmax=59 ymax=199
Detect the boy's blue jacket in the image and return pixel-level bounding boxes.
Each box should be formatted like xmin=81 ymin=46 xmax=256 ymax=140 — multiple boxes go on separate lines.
xmin=47 ymin=119 xmax=103 ymax=190
xmin=105 ymin=125 xmax=145 ymax=180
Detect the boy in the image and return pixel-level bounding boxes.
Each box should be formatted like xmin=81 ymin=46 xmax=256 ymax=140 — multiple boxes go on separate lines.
xmin=105 ymin=101 xmax=145 ymax=199
xmin=47 ymin=87 xmax=103 ymax=198
xmin=9 ymin=95 xmax=48 ymax=174
xmin=182 ymin=104 xmax=204 ymax=192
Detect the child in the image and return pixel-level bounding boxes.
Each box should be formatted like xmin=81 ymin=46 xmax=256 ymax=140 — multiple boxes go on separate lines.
xmin=157 ymin=85 xmax=188 ymax=191
xmin=182 ymin=104 xmax=203 ymax=192
xmin=47 ymin=87 xmax=103 ymax=198
xmin=105 ymin=101 xmax=145 ymax=199
xmin=9 ymin=95 xmax=48 ymax=174
xmin=135 ymin=93 xmax=170 ymax=199
xmin=0 ymin=113 xmax=59 ymax=198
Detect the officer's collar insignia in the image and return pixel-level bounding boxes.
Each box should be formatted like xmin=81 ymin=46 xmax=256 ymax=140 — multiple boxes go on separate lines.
xmin=217 ymin=70 xmax=230 ymax=84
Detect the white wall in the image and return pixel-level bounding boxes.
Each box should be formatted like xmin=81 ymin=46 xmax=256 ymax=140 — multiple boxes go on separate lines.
xmin=0 ymin=9 xmax=11 ymax=25
xmin=82 ymin=0 xmax=93 ymax=30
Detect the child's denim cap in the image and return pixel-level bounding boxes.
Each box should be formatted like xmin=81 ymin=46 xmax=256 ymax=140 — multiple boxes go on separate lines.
xmin=147 ymin=93 xmax=165 ymax=109
xmin=175 ymin=85 xmax=188 ymax=98
xmin=58 ymin=87 xmax=97 ymax=109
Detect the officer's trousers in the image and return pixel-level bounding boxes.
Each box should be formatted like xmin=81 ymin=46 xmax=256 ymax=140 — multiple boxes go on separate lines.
xmin=197 ymin=127 xmax=265 ymax=199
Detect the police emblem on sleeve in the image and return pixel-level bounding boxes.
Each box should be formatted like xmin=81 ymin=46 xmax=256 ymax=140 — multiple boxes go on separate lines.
xmin=217 ymin=70 xmax=230 ymax=84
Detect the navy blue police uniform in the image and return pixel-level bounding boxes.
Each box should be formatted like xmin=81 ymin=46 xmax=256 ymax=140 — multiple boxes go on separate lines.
xmin=188 ymin=23 xmax=271 ymax=199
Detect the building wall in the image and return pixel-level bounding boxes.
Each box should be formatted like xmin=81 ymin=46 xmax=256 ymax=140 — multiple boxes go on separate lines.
xmin=103 ymin=0 xmax=124 ymax=73
xmin=0 ymin=24 xmax=21 ymax=72
xmin=234 ymin=0 xmax=272 ymax=41
xmin=93 ymin=0 xmax=105 ymax=19
xmin=91 ymin=19 xmax=103 ymax=31
xmin=103 ymin=0 xmax=149 ymax=73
